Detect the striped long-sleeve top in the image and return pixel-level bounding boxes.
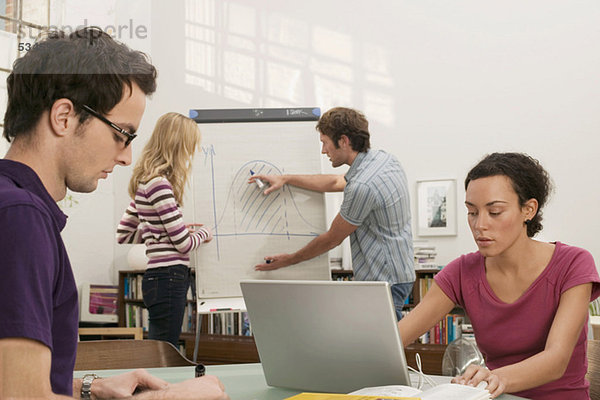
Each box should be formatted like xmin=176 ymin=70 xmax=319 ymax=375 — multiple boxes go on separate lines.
xmin=116 ymin=176 xmax=211 ymax=268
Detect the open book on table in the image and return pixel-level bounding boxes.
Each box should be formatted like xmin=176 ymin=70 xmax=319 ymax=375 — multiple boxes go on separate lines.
xmin=350 ymin=383 xmax=490 ymax=400
xmin=285 ymin=383 xmax=490 ymax=400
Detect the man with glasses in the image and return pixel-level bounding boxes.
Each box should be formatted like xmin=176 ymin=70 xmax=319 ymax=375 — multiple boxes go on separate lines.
xmin=81 ymin=104 xmax=138 ymax=147
xmin=0 ymin=28 xmax=229 ymax=399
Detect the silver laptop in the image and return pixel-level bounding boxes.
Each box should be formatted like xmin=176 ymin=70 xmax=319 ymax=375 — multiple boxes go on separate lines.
xmin=240 ymin=280 xmax=411 ymax=393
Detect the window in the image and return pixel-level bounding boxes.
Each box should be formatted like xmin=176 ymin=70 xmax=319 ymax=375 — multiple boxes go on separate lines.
xmin=1 ymin=0 xmax=48 ymax=153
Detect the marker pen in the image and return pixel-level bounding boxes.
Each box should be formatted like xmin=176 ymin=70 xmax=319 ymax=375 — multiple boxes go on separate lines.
xmin=195 ymin=364 xmax=206 ymax=377
xmin=265 ymin=259 xmax=273 ymax=264
xmin=250 ymin=169 xmax=265 ymax=189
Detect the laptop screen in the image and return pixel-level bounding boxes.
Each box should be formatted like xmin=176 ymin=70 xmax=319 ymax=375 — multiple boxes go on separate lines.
xmin=240 ymin=280 xmax=411 ymax=393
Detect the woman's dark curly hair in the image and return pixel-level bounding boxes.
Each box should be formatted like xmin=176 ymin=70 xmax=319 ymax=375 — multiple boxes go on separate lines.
xmin=465 ymin=152 xmax=553 ymax=237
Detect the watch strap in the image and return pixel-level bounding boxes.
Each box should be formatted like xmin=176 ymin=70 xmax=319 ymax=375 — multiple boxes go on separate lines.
xmin=81 ymin=373 xmax=99 ymax=400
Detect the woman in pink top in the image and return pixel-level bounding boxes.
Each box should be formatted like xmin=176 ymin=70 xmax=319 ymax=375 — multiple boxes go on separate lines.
xmin=399 ymin=152 xmax=600 ymax=399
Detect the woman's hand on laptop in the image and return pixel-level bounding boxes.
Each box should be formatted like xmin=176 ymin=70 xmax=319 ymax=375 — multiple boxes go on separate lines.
xmin=451 ymin=365 xmax=506 ymax=398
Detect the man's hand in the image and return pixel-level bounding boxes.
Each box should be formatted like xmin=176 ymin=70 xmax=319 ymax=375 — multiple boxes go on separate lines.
xmin=93 ymin=372 xmax=229 ymax=400
xmin=247 ymin=174 xmax=286 ymax=195
xmin=451 ymin=364 xmax=506 ymax=398
xmin=91 ymin=369 xmax=168 ymax=398
xmin=255 ymin=253 xmax=295 ymax=271
xmin=159 ymin=375 xmax=229 ymax=400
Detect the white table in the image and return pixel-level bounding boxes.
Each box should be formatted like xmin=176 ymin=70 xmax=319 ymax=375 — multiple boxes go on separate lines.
xmin=74 ymin=363 xmax=527 ymax=399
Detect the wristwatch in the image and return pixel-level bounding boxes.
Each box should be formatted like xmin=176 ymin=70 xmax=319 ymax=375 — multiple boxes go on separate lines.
xmin=81 ymin=373 xmax=99 ymax=400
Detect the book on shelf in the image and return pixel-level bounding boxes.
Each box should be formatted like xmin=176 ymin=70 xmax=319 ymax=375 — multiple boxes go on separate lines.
xmin=122 ymin=292 xmax=194 ymax=334
xmin=331 ymin=266 xmax=354 ymax=281
xmin=419 ymin=274 xmax=435 ymax=300
xmin=120 ymin=270 xmax=254 ymax=338
xmin=415 ymin=263 xmax=442 ymax=271
xmin=205 ymin=311 xmax=252 ymax=336
xmin=123 ymin=301 xmax=254 ymax=337
xmin=413 ymin=244 xmax=444 ymax=271
xmin=124 ymin=303 xmax=149 ymax=332
xmin=333 ymin=275 xmax=353 ymax=281
xmin=123 ymin=274 xmax=143 ymax=301
xmin=418 ymin=314 xmax=464 ymax=345
xmin=181 ymin=302 xmax=196 ymax=334
xmin=414 ymin=245 xmax=437 ymax=264
xmin=590 ymin=297 xmax=600 ymax=316
xmin=329 ymin=257 xmax=343 ymax=270
xmin=460 ymin=323 xmax=475 ymax=340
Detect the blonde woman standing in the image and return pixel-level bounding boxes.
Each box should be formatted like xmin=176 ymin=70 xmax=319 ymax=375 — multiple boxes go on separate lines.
xmin=117 ymin=112 xmax=211 ymax=347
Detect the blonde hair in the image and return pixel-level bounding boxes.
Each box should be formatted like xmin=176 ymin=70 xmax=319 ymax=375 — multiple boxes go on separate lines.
xmin=128 ymin=112 xmax=200 ymax=205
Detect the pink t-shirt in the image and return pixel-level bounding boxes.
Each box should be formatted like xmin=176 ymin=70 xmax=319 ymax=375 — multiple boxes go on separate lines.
xmin=435 ymin=242 xmax=600 ymax=400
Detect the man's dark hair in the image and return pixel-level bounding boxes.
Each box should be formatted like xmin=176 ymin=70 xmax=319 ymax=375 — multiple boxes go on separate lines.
xmin=316 ymin=107 xmax=370 ymax=152
xmin=3 ymin=27 xmax=157 ymax=142
xmin=465 ymin=152 xmax=553 ymax=237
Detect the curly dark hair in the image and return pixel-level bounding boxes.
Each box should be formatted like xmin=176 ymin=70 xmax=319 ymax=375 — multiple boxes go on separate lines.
xmin=315 ymin=107 xmax=370 ymax=152
xmin=3 ymin=27 xmax=157 ymax=142
xmin=465 ymin=152 xmax=553 ymax=237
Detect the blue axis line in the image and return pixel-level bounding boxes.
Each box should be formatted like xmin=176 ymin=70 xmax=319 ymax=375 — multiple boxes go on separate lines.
xmin=208 ymin=146 xmax=220 ymax=259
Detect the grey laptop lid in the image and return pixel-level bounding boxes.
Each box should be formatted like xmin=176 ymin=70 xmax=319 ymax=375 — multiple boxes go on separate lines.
xmin=240 ymin=280 xmax=411 ymax=393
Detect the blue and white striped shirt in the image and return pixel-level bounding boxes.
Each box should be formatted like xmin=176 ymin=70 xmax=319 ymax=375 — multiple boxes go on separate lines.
xmin=340 ymin=150 xmax=415 ymax=284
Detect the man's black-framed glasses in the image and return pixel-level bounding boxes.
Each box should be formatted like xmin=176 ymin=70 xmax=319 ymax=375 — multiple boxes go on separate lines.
xmin=82 ymin=104 xmax=137 ymax=147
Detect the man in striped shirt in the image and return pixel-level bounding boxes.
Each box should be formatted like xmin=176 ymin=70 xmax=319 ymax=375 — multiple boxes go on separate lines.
xmin=251 ymin=107 xmax=414 ymax=319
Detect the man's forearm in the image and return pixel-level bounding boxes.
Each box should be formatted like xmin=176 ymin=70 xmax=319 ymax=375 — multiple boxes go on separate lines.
xmin=284 ymin=174 xmax=345 ymax=193
xmin=291 ymin=231 xmax=342 ymax=264
xmin=72 ymin=379 xmax=81 ymax=399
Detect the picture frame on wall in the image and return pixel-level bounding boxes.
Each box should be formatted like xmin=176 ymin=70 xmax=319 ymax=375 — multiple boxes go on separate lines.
xmin=416 ymin=179 xmax=457 ymax=236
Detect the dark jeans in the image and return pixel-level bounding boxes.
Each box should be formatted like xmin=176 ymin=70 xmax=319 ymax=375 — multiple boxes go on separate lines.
xmin=391 ymin=282 xmax=414 ymax=321
xmin=142 ymin=265 xmax=190 ymax=347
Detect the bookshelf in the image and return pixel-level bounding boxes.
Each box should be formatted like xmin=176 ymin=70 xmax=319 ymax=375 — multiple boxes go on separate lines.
xmin=331 ymin=269 xmax=354 ymax=281
xmin=405 ymin=269 xmax=441 ymax=307
xmin=404 ymin=268 xmax=470 ymax=374
xmin=408 ymin=269 xmax=465 ymax=343
xmin=117 ymin=268 xmax=457 ymax=371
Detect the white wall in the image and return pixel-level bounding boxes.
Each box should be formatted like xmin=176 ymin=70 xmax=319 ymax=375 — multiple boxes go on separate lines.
xmin=44 ymin=0 xmax=600 ymax=286
xmin=137 ymin=0 xmax=600 ymax=266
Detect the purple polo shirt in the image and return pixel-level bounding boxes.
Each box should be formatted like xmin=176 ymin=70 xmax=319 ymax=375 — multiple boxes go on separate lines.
xmin=0 ymin=159 xmax=78 ymax=396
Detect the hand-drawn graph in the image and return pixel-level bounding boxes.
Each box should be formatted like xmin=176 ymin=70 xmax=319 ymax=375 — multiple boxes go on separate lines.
xmin=210 ymin=158 xmax=324 ymax=254
xmin=189 ymin=120 xmax=330 ymax=298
